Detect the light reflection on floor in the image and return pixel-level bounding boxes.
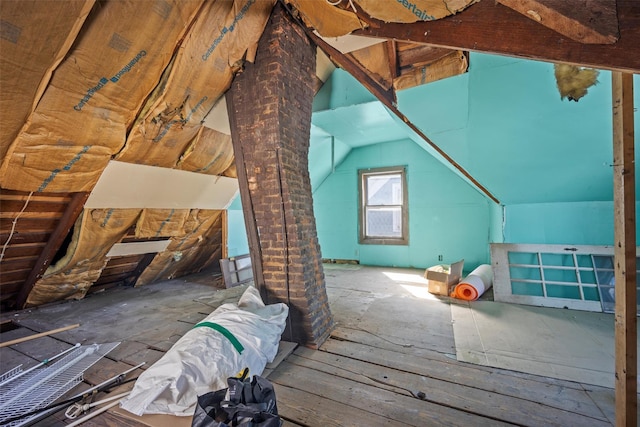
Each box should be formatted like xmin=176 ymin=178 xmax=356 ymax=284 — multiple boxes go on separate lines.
xmin=382 ymin=271 xmax=441 ymax=301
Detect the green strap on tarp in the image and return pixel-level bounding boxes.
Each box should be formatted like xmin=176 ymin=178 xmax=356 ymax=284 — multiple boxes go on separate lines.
xmin=193 ymin=322 xmax=244 ymax=354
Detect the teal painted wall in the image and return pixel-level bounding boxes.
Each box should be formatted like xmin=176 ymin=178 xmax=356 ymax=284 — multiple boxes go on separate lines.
xmin=313 ymin=138 xmax=491 ymax=269
xmin=396 ymin=53 xmax=640 ymax=246
xmin=313 ymin=69 xmax=376 ymax=111
xmin=229 ymin=54 xmax=639 ymax=264
xmin=308 ymin=126 xmax=351 ymax=194
xmin=504 ymin=202 xmax=640 ymax=245
xmin=226 ymin=195 xmax=249 ymax=257
xmin=489 ymin=203 xmax=504 ymax=244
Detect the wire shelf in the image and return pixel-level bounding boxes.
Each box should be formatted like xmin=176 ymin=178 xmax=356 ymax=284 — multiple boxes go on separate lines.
xmin=0 ymin=366 xmax=22 ymax=387
xmin=0 ymin=342 xmax=119 ymax=427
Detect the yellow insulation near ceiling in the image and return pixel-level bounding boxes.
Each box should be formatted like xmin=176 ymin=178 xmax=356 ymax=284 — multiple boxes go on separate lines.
xmin=0 ymin=0 xmax=204 ymax=193
xmin=285 ymin=0 xmax=364 ymax=37
xmin=0 ymin=0 xmax=95 ymax=161
xmin=135 ymin=209 xmax=223 ymax=286
xmin=223 ymin=163 xmax=238 ymax=178
xmin=135 ymin=208 xmax=191 ymax=238
xmin=349 ymin=43 xmax=392 ymax=89
xmin=115 ymin=0 xmax=276 ymax=169
xmin=26 ymin=208 xmax=142 ymax=307
xmin=356 ymin=0 xmax=478 ymax=23
xmin=177 ymin=127 xmax=235 ymax=175
xmin=393 ymin=50 xmax=468 ymax=91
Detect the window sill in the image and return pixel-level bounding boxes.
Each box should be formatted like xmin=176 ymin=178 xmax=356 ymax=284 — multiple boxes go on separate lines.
xmin=360 ymin=237 xmax=408 ymax=246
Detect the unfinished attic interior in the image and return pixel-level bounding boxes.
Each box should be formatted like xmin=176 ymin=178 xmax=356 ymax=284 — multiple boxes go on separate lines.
xmin=1 ymin=0 xmax=639 ymax=425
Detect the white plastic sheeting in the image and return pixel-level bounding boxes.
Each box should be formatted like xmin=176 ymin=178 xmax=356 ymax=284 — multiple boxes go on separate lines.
xmin=120 ymin=286 xmax=288 ymax=416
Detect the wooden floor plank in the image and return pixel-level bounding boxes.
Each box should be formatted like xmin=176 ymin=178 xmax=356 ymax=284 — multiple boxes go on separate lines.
xmin=332 ymin=322 xmax=589 ymax=390
xmin=289 ymin=349 xmax=609 ymax=427
xmin=317 ymin=338 xmax=609 ymax=421
xmin=331 ymin=326 xmax=454 ymax=362
xmin=3 ymin=334 xmax=73 ymax=362
xmin=0 ymin=346 xmax=40 ymax=372
xmin=263 ymin=341 xmax=298 ymax=378
xmin=82 ymin=357 xmax=138 ymax=386
xmin=328 ymin=282 xmax=455 ymax=353
xmin=274 ymin=383 xmax=408 ymax=427
xmin=269 ymin=360 xmax=511 ymax=427
xmin=1 ymin=266 xmax=620 ymax=426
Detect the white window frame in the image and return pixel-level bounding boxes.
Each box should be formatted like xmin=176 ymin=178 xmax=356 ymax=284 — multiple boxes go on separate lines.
xmin=491 ymin=243 xmax=640 ymax=313
xmin=358 ymin=166 xmax=408 ymax=245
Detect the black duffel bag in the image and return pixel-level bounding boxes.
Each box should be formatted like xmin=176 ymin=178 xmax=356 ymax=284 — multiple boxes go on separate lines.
xmin=192 ymin=372 xmax=282 ymax=427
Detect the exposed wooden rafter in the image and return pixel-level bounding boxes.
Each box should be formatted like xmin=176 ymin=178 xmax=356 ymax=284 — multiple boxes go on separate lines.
xmin=355 ymin=0 xmax=640 ymax=73
xmin=308 ymin=30 xmax=397 ymax=108
xmin=15 ymin=191 xmax=89 ymax=309
xmin=497 ymin=0 xmax=619 ymax=44
xmin=386 ymin=40 xmax=399 ymax=79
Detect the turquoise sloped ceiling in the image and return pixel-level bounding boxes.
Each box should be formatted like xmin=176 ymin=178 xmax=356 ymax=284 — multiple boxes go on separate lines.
xmin=398 ymin=53 xmax=640 ymax=205
xmin=315 ymin=53 xmax=639 ymax=206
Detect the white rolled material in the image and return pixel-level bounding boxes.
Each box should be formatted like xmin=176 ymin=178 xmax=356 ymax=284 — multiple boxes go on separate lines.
xmin=453 ymin=264 xmax=493 ymax=301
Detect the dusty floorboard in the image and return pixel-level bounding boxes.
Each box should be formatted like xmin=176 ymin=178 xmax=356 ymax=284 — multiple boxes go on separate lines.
xmin=0 ymin=265 xmax=619 ymax=426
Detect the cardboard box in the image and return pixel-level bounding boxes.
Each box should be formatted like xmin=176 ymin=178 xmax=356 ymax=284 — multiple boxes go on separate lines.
xmin=425 ymin=259 xmax=464 ymax=296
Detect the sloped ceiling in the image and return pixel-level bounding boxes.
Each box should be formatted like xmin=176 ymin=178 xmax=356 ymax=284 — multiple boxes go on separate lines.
xmin=1 ymin=0 xmax=639 ymax=310
xmin=310 ymin=58 xmax=640 ymax=205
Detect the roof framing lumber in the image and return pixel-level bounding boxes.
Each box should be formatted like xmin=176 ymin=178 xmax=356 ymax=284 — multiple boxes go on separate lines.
xmin=612 ymin=71 xmax=637 ymax=427
xmin=355 ymin=0 xmax=640 ymax=73
xmin=496 ymin=0 xmax=619 ymax=44
xmin=16 ymin=191 xmax=89 ymax=309
xmin=225 ymin=91 xmax=267 ymax=301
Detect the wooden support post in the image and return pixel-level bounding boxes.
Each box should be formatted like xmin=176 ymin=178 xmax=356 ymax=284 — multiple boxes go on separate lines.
xmin=612 ymin=71 xmax=636 ymax=427
xmin=225 ymin=92 xmax=266 ymax=300
xmin=16 ymin=191 xmax=89 ymax=309
xmin=221 ymin=209 xmax=228 ymax=260
xmin=386 ymin=40 xmax=399 ymax=79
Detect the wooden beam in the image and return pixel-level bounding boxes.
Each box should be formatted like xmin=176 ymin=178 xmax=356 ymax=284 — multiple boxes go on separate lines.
xmin=396 ymin=44 xmax=455 ymax=71
xmin=355 ymin=0 xmax=640 ymax=73
xmin=612 ymin=71 xmax=637 ymax=427
xmin=15 ymin=191 xmax=89 ymax=309
xmin=128 ymin=252 xmax=157 ymax=287
xmin=225 ymin=91 xmax=266 ymax=300
xmin=496 ymin=0 xmax=619 ymax=44
xmin=307 ymin=30 xmax=397 ymax=108
xmin=221 ymin=209 xmax=228 ymax=260
xmin=386 ymin=40 xmax=399 ymax=78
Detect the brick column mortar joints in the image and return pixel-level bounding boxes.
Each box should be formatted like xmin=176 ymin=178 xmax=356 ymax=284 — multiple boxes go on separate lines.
xmin=227 ymin=2 xmax=333 ymax=347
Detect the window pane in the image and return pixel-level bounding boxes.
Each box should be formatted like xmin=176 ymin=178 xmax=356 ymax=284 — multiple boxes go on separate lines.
xmin=366 ymin=207 xmax=402 ymax=237
xmin=593 ymin=255 xmax=613 ymax=269
xmin=366 ymin=174 xmax=402 ymax=205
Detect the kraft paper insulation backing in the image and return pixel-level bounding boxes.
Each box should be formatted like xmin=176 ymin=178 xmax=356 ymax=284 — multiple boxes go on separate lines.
xmin=452 ymin=264 xmax=493 ymax=301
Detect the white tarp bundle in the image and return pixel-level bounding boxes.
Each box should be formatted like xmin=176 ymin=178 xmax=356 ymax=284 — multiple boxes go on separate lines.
xmin=120 ymin=286 xmax=288 ymax=416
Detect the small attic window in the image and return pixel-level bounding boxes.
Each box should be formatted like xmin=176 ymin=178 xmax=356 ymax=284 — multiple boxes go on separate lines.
xmin=359 ymin=166 xmax=408 ymax=245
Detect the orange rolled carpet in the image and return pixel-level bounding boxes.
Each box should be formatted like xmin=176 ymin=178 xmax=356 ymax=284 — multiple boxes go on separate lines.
xmin=452 ymin=264 xmax=493 ymax=301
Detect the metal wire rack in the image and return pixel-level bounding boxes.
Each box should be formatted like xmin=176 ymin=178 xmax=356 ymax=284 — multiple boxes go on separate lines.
xmin=0 ymin=366 xmax=22 ymax=387
xmin=0 ymin=342 xmax=120 ymax=427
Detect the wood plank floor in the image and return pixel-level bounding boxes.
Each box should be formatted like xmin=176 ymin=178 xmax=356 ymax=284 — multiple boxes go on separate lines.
xmin=0 ymin=265 xmax=619 ymax=426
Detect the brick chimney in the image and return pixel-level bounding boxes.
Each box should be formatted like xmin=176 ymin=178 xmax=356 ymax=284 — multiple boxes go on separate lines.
xmin=226 ymin=3 xmax=333 ymax=348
